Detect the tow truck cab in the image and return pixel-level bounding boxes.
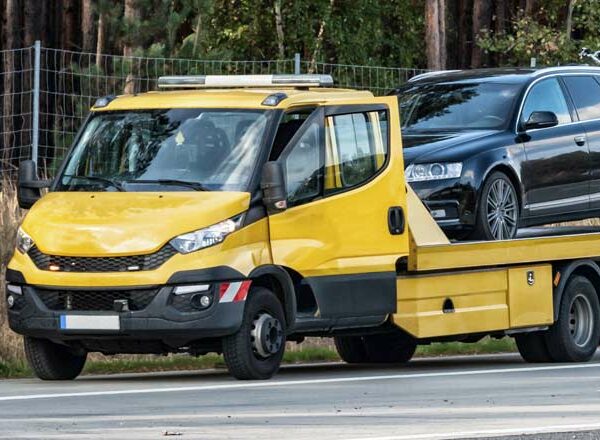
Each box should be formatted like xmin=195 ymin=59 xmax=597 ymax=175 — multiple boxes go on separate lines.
xmin=7 ymin=75 xmax=600 ymax=381
xmin=7 ymin=75 xmax=411 ymax=379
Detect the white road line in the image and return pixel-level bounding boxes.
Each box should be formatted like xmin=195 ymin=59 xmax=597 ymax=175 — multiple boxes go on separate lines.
xmin=1 ymin=362 xmax=600 ymax=402
xmin=346 ymin=422 xmax=600 ymax=440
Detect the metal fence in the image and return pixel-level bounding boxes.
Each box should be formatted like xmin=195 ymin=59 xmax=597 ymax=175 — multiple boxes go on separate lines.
xmin=0 ymin=42 xmax=427 ymax=178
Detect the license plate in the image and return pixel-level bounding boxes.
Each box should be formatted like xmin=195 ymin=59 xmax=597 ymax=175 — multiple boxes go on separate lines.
xmin=60 ymin=315 xmax=120 ymax=331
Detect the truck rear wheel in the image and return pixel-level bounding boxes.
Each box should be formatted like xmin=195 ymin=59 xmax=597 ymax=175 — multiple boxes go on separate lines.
xmin=334 ymin=331 xmax=416 ymax=364
xmin=222 ymin=287 xmax=286 ymax=380
xmin=544 ymin=275 xmax=600 ymax=362
xmin=515 ymin=332 xmax=553 ymax=363
xmin=24 ymin=337 xmax=87 ymax=380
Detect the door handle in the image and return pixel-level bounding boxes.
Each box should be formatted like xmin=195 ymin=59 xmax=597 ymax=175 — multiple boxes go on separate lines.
xmin=574 ymin=135 xmax=586 ymax=146
xmin=388 ymin=206 xmax=405 ymax=235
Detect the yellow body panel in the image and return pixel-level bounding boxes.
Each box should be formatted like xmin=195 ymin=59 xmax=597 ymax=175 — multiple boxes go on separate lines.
xmin=507 ymin=265 xmax=554 ymax=328
xmin=393 ymin=263 xmax=554 ymax=338
xmin=21 ymin=191 xmax=250 ymax=255
xmin=268 ymin=96 xmax=410 ymax=277
xmin=8 ymin=218 xmax=271 ymax=287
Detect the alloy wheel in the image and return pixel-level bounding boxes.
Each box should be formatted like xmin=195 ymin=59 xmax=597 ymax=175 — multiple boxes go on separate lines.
xmin=485 ymin=178 xmax=518 ymax=240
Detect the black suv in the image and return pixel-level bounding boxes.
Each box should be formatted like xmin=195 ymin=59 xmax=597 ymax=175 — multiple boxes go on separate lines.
xmin=391 ymin=67 xmax=600 ymax=240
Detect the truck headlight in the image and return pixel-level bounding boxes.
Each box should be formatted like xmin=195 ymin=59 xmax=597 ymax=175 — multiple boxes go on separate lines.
xmin=16 ymin=227 xmax=34 ymax=254
xmin=405 ymin=162 xmax=463 ymax=182
xmin=169 ymin=215 xmax=243 ymax=254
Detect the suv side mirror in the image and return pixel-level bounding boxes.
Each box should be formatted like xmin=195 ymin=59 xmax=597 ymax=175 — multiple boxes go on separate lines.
xmin=524 ymin=111 xmax=558 ymax=131
xmin=17 ymin=160 xmax=51 ymax=209
xmin=260 ymin=161 xmax=287 ymax=212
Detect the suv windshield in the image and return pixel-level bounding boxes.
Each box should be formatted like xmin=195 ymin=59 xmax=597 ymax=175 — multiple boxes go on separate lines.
xmin=56 ymin=109 xmax=271 ymax=192
xmin=398 ymin=82 xmax=520 ymax=131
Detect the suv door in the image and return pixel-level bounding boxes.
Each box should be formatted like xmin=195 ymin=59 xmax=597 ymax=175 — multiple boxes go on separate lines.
xmin=519 ymin=77 xmax=590 ymax=218
xmin=267 ymin=97 xmax=408 ymax=324
xmin=562 ymin=75 xmax=600 ymax=210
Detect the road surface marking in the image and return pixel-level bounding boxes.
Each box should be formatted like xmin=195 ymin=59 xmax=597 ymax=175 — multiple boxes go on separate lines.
xmin=348 ymin=422 xmax=600 ymax=439
xmin=1 ymin=362 xmax=600 ymax=402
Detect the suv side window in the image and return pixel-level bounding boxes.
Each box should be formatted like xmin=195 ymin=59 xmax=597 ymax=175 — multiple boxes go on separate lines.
xmin=280 ymin=117 xmax=323 ymax=206
xmin=522 ymin=78 xmax=571 ymax=125
xmin=563 ymin=76 xmax=600 ymax=121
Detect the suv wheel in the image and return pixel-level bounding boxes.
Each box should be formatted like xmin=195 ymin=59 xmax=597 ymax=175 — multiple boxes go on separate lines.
xmin=472 ymin=171 xmax=519 ymax=241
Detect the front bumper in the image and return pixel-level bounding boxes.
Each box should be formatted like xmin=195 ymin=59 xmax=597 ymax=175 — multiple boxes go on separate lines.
xmin=410 ymin=178 xmax=477 ymax=230
xmin=5 ymin=277 xmax=247 ymax=349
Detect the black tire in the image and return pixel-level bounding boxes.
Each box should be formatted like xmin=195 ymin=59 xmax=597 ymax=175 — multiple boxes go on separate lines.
xmin=363 ymin=331 xmax=417 ymax=363
xmin=334 ymin=336 xmax=369 ymax=363
xmin=471 ymin=171 xmax=519 ymax=241
xmin=515 ymin=332 xmax=553 ymax=363
xmin=334 ymin=331 xmax=416 ymax=364
xmin=544 ymin=275 xmax=600 ymax=362
xmin=24 ymin=337 xmax=87 ymax=380
xmin=222 ymin=287 xmax=286 ymax=380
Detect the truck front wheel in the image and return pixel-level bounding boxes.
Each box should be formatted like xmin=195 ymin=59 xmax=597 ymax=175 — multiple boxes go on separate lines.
xmin=24 ymin=337 xmax=87 ymax=380
xmin=544 ymin=275 xmax=600 ymax=362
xmin=223 ymin=287 xmax=286 ymax=380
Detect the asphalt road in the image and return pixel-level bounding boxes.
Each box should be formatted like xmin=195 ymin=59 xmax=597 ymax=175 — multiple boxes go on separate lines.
xmin=2 ymin=352 xmax=600 ymax=439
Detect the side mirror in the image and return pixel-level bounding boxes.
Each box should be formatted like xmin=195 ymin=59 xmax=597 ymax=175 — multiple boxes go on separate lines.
xmin=524 ymin=111 xmax=558 ymax=131
xmin=260 ymin=161 xmax=287 ymax=212
xmin=17 ymin=160 xmax=51 ymax=209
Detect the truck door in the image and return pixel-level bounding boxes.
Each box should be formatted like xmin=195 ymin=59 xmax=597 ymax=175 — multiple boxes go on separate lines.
xmin=267 ymin=97 xmax=409 ymax=321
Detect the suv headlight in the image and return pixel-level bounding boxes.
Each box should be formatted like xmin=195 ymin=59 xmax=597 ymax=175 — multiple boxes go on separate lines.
xmin=405 ymin=162 xmax=463 ymax=182
xmin=170 ymin=215 xmax=243 ymax=254
xmin=16 ymin=227 xmax=34 ymax=254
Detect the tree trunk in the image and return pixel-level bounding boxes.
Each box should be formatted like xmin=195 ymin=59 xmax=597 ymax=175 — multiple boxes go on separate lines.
xmin=61 ymin=0 xmax=79 ymax=50
xmin=457 ymin=0 xmax=471 ymax=68
xmin=3 ymin=0 xmax=22 ymax=164
xmin=425 ymin=0 xmax=446 ymax=70
xmin=309 ymin=0 xmax=334 ymax=73
xmin=192 ymin=12 xmax=202 ymax=58
xmin=123 ymin=0 xmax=141 ymax=94
xmin=471 ymin=0 xmax=493 ymax=68
xmin=524 ymin=0 xmax=535 ymax=15
xmin=96 ymin=11 xmax=105 ymax=68
xmin=23 ymin=0 xmax=43 ymax=46
xmin=82 ymin=0 xmax=96 ymax=53
xmin=274 ymin=0 xmax=285 ymax=59
xmin=566 ymin=0 xmax=575 ymax=39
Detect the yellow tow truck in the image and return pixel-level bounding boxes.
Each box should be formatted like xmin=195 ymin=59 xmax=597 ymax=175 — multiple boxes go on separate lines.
xmin=6 ymin=74 xmax=600 ymax=380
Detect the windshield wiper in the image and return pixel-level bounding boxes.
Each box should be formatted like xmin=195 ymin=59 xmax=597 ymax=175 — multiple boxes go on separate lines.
xmin=127 ymin=179 xmax=209 ymax=191
xmin=63 ymin=174 xmax=125 ymax=192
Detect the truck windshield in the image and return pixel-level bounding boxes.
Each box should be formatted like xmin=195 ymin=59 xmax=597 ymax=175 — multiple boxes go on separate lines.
xmin=56 ymin=109 xmax=271 ymax=192
xmin=399 ymin=82 xmax=520 ymax=131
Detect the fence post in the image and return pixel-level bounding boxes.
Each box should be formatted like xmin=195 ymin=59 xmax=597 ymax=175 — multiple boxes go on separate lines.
xmin=294 ymin=53 xmax=301 ymax=75
xmin=31 ymin=40 xmax=41 ymax=167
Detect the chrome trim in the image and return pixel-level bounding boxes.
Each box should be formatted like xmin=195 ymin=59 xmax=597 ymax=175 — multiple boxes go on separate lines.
xmin=527 ymin=194 xmax=589 ymax=211
xmin=408 ymin=70 xmax=461 ymax=83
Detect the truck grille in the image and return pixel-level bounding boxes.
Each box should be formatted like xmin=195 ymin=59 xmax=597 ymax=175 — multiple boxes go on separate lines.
xmin=35 ymin=288 xmax=159 ymax=311
xmin=28 ymin=245 xmax=177 ymax=273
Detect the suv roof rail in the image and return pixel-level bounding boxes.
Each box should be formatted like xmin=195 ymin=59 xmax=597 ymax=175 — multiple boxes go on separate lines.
xmin=157 ymin=74 xmax=334 ymax=89
xmin=408 ymin=70 xmax=461 ymax=83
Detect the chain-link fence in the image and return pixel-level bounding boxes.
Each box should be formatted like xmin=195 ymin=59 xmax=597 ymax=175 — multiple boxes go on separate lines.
xmin=1 ymin=42 xmax=427 ymax=178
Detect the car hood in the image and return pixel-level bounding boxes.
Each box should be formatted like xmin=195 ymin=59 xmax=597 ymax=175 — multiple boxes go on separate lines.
xmin=21 ymin=191 xmax=250 ymax=256
xmin=402 ymin=130 xmax=499 ymax=164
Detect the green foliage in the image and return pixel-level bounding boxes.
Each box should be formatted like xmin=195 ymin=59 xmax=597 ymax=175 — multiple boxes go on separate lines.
xmin=477 ymin=1 xmax=600 ymax=67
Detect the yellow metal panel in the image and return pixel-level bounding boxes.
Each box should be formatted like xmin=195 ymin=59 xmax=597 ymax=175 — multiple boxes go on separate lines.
xmin=9 ymin=218 xmax=272 ymax=287
xmin=21 ymin=191 xmax=250 ymax=256
xmin=507 ymin=265 xmax=554 ymax=328
xmin=393 ymin=269 xmax=509 ymax=338
xmin=409 ymin=232 xmax=600 ymax=272
xmin=406 ymin=185 xmax=450 ymax=247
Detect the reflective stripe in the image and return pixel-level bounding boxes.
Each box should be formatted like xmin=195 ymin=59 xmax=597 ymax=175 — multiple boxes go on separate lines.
xmin=219 ymin=281 xmax=252 ymax=303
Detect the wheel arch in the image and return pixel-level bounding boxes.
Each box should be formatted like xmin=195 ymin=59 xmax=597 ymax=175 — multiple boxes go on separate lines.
xmin=552 ymin=259 xmax=600 ymax=322
xmin=482 ymin=164 xmax=523 ymax=214
xmin=248 ymin=265 xmax=297 ymax=334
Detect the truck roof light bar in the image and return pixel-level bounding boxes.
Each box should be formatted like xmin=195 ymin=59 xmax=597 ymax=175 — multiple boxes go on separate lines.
xmin=157 ymin=74 xmax=334 ymax=89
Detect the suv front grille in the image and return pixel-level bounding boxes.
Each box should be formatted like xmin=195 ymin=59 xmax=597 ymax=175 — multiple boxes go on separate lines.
xmin=35 ymin=288 xmax=159 ymax=311
xmin=28 ymin=245 xmax=177 ymax=273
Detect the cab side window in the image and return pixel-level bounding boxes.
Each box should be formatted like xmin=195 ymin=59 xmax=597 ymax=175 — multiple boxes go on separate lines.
xmin=327 ymin=110 xmax=388 ymax=191
xmin=280 ymin=118 xmax=323 ymax=206
xmin=522 ymin=78 xmax=571 ymax=125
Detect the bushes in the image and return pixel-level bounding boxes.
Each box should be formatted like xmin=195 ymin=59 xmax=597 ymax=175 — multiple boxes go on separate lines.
xmin=0 ymin=178 xmax=25 ymax=366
